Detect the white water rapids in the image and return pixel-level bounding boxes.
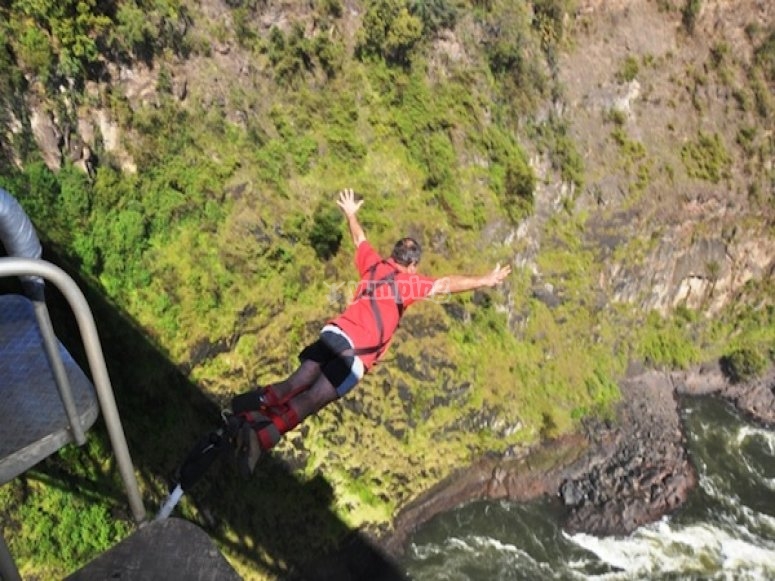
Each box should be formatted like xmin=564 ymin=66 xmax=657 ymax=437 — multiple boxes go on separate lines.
xmin=403 ymin=398 xmax=775 ymax=580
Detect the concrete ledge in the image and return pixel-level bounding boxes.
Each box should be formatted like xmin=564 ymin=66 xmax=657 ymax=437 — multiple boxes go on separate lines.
xmin=66 ymin=518 xmax=240 ymax=580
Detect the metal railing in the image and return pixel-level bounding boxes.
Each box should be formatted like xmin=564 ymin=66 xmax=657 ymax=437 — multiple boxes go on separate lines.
xmin=0 ymin=258 xmax=146 ymax=580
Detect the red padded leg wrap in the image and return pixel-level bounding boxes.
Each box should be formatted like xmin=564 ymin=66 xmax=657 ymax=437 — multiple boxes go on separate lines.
xmin=242 ymin=405 xmax=300 ymax=451
xmin=239 ymin=411 xmax=280 ymax=451
xmin=259 ymin=385 xmax=281 ymax=406
xmin=268 ymin=404 xmax=300 ymax=434
xmin=257 ymin=423 xmax=281 ymax=450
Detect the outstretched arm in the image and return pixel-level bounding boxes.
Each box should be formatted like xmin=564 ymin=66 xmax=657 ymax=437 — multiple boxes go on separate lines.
xmin=430 ymin=263 xmax=511 ymax=296
xmin=337 ymin=188 xmax=366 ymax=247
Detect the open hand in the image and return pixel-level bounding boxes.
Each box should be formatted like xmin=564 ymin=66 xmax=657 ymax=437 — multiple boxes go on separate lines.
xmin=337 ymin=188 xmax=363 ymax=217
xmin=485 ymin=263 xmax=511 ymax=287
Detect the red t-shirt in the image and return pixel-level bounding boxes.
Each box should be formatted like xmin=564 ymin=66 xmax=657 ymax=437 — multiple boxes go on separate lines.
xmin=331 ymin=241 xmax=435 ymax=370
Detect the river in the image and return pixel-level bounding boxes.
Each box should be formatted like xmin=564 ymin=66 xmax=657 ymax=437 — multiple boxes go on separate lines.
xmin=401 ymin=397 xmax=775 ymax=580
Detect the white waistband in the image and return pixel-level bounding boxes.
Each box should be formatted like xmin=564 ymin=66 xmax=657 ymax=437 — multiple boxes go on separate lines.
xmin=321 ymin=324 xmax=354 ymax=348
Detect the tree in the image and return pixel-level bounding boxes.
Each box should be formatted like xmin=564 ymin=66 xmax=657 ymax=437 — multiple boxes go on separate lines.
xmin=15 ymin=25 xmax=54 ymax=81
xmin=409 ymin=0 xmax=458 ymax=36
xmin=115 ymin=2 xmax=156 ymax=61
xmin=21 ymin=161 xmax=60 ymax=226
xmin=358 ymin=0 xmax=423 ymax=66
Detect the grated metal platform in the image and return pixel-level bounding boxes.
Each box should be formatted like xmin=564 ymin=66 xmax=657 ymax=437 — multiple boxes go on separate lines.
xmin=0 ymin=294 xmax=99 ymax=484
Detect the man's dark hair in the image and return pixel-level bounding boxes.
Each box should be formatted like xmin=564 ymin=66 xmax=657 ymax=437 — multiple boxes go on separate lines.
xmin=391 ymin=237 xmax=422 ymax=267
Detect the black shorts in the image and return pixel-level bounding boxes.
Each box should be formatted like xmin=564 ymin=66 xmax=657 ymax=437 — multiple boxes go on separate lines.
xmin=299 ymin=327 xmax=364 ymax=397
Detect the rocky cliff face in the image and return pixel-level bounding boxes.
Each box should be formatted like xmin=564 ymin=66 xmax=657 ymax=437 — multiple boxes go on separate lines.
xmin=556 ymin=0 xmax=774 ymax=316
xmin=380 ymin=0 xmax=775 ymax=546
xmin=15 ymin=1 xmax=774 ymax=321
xmin=7 ymin=0 xmax=775 ymax=560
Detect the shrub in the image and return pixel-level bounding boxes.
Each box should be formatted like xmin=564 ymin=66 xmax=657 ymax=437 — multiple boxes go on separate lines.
xmin=423 ymin=132 xmax=455 ymax=188
xmin=484 ymin=125 xmax=536 ymax=222
xmin=116 ymin=2 xmax=156 ymax=60
xmin=532 ymin=0 xmax=574 ymax=48
xmin=324 ymin=125 xmax=367 ymax=164
xmin=57 ymin=162 xmax=91 ymax=230
xmin=616 ymin=55 xmax=640 ymax=83
xmin=680 ymin=131 xmax=731 ymax=183
xmin=751 ymin=71 xmax=775 ymax=119
xmin=530 ymin=118 xmax=584 ymax=189
xmin=15 ymin=26 xmax=54 ymax=81
xmin=319 ymin=0 xmax=344 ymax=18
xmin=605 ymin=108 xmax=628 ymax=126
xmin=480 ymin=3 xmax=549 ymax=111
xmin=255 ymin=139 xmax=292 ymax=187
xmin=584 ymin=367 xmax=620 ymax=415
xmin=554 ymin=131 xmax=584 ymax=189
xmin=358 ymin=0 xmax=423 ymax=66
xmin=15 ymin=162 xmax=60 ymax=228
xmin=503 ymin=153 xmax=536 ymax=223
xmin=266 ymin=22 xmax=346 ymax=83
xmin=409 ymin=0 xmax=458 ymax=36
xmin=308 ymin=204 xmax=343 ymax=260
xmin=268 ymin=24 xmax=313 ymax=85
xmin=313 ymin=35 xmax=344 ymax=79
xmin=682 ymin=0 xmax=702 ymax=34
xmin=637 ymin=311 xmax=700 ymax=369
xmin=721 ymin=344 xmax=768 ymax=383
xmin=753 ymin=30 xmax=775 ymax=83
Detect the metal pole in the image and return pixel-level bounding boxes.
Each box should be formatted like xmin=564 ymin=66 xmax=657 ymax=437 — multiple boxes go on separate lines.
xmin=0 ymin=533 xmax=22 ymax=581
xmin=0 ymin=257 xmax=146 ymax=523
xmin=32 ymin=299 xmax=87 ymax=445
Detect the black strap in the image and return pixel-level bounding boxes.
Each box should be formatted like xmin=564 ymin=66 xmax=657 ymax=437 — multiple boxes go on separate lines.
xmin=353 ymin=260 xmax=404 ymax=357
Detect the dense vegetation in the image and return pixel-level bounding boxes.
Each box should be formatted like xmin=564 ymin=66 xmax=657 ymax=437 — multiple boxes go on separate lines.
xmin=1 ymin=0 xmax=774 ymax=578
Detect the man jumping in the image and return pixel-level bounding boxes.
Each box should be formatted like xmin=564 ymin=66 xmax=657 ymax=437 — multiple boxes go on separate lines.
xmin=228 ymin=189 xmax=511 ymax=475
